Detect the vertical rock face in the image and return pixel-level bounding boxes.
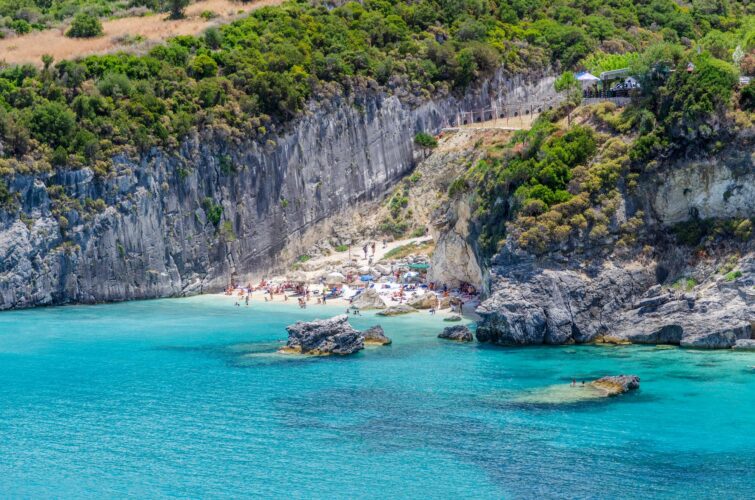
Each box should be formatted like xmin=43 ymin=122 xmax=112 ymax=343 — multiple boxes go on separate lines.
xmin=0 ymin=73 xmax=559 ymax=310
xmin=429 ymin=197 xmax=485 ymax=289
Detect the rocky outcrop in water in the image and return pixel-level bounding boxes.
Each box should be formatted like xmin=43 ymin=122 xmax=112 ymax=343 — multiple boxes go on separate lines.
xmin=438 ymin=325 xmax=473 ymax=342
xmin=282 ymin=315 xmax=364 ymax=355
xmin=475 ymin=254 xmax=754 ymax=349
xmin=362 ymin=325 xmax=392 ymax=345
xmin=591 ymin=375 xmax=640 ymax=396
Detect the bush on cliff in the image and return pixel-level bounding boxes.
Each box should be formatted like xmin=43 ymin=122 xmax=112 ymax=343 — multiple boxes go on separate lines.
xmin=66 ymin=12 xmax=103 ymax=38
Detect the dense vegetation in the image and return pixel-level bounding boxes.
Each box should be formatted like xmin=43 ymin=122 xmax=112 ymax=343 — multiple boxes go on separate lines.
xmin=0 ymin=0 xmax=213 ymax=35
xmin=460 ymin=54 xmax=752 ymax=257
xmin=0 ymin=0 xmax=752 ymax=182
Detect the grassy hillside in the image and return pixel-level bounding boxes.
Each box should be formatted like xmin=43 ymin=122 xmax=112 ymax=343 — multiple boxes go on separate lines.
xmin=0 ymin=0 xmax=752 ymax=192
xmin=455 ymin=51 xmax=754 ymax=258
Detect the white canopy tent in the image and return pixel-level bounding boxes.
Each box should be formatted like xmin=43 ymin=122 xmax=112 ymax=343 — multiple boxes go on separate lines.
xmin=575 ymin=71 xmax=600 ymax=89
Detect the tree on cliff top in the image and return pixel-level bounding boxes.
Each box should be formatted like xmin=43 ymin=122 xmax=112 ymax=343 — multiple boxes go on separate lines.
xmin=554 ymin=71 xmax=582 ymax=124
xmin=165 ymin=0 xmax=190 ymax=19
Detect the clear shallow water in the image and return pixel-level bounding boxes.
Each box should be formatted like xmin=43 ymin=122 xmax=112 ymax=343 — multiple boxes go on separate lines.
xmin=1 ymin=296 xmax=753 ymax=498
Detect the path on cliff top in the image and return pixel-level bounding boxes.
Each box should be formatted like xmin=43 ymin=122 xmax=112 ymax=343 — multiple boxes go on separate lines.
xmin=443 ymin=110 xmax=539 ymax=131
xmin=0 ymin=0 xmax=282 ymax=66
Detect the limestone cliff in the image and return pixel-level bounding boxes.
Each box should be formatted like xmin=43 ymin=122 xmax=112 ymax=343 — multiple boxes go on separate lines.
xmin=0 ymin=72 xmax=557 ymax=309
xmin=429 ymin=125 xmax=754 ymax=348
xmin=474 ymin=138 xmax=755 ymax=348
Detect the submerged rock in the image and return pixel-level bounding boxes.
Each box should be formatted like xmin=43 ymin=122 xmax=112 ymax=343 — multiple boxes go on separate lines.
xmin=591 ymin=375 xmax=640 ymax=396
xmin=363 ymin=325 xmax=392 ymax=345
xmin=377 ymin=304 xmax=417 ymax=316
xmin=282 ymin=315 xmax=364 ymax=356
xmin=438 ymin=325 xmax=473 ymax=342
xmin=351 ymin=289 xmax=386 ymax=310
xmin=443 ymin=314 xmax=462 ymax=322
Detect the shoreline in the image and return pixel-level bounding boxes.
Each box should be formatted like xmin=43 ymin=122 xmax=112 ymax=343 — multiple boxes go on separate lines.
xmin=212 ymin=289 xmax=474 ymax=321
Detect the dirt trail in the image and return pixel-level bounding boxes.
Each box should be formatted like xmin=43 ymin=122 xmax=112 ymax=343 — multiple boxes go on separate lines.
xmin=444 ymin=112 xmax=539 ymax=131
xmin=0 ymin=0 xmax=282 ymax=66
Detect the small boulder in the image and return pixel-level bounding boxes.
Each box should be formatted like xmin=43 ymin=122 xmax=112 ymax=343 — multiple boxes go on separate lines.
xmin=443 ymin=314 xmax=462 ymax=322
xmin=680 ymin=323 xmax=751 ymax=349
xmin=351 ymin=288 xmax=386 ymax=310
xmin=733 ymin=339 xmax=755 ymax=351
xmin=362 ymin=325 xmax=392 ymax=345
xmin=438 ymin=325 xmax=473 ymax=342
xmin=407 ymin=293 xmax=438 ymax=309
xmin=282 ymin=315 xmax=363 ymax=356
xmin=590 ymin=375 xmax=640 ymax=396
xmin=377 ymin=304 xmax=417 ymax=316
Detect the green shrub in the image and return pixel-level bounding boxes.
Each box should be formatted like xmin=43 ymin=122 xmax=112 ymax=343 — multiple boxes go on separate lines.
xmin=28 ymin=102 xmax=76 ymax=149
xmin=296 ymin=254 xmax=311 ymax=263
xmin=734 ymin=219 xmax=752 ymax=241
xmin=168 ymin=0 xmax=190 ymax=19
xmin=0 ymin=179 xmax=15 ymax=210
xmin=202 ymin=197 xmax=222 ymax=227
xmin=189 ymin=55 xmax=218 ymax=79
xmin=672 ymin=277 xmax=697 ymax=291
xmin=379 ymin=217 xmax=408 ymax=238
xmin=66 ymin=13 xmax=103 ymax=38
xmin=10 ymin=19 xmax=32 ymax=35
xmin=741 ymin=82 xmax=755 ymax=112
xmin=724 ymin=270 xmax=742 ymax=281
xmin=334 ymin=244 xmax=349 ymax=252
xmin=97 ymin=73 xmax=132 ymax=98
xmin=414 ymin=132 xmax=438 ymax=150
xmin=220 ymin=220 xmax=236 ymax=241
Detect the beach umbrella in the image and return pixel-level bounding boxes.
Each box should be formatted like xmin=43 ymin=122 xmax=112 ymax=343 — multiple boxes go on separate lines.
xmin=404 ymin=271 xmax=419 ymax=278
xmin=408 ymin=263 xmax=429 ymax=270
xmin=326 ymin=271 xmax=345 ymax=284
xmin=359 ymin=275 xmax=374 ymax=282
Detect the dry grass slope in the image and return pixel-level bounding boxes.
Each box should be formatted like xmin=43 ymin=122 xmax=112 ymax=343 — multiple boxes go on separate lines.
xmin=0 ymin=0 xmax=283 ymax=66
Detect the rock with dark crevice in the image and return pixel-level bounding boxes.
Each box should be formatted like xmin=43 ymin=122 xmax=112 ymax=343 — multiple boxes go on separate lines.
xmin=282 ymin=315 xmax=364 ymax=356
xmin=438 ymin=325 xmax=473 ymax=342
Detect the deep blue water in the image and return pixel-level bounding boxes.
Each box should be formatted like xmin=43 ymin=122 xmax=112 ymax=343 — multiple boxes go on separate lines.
xmin=0 ymin=296 xmax=753 ymax=498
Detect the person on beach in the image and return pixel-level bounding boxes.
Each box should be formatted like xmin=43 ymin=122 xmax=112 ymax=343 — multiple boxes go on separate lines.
xmin=371 ymin=242 xmax=376 ymax=256
xmin=572 ymin=379 xmax=576 ymax=387
xmin=382 ymin=239 xmax=387 ymax=249
xmin=363 ymin=244 xmax=368 ymax=259
xmin=322 ymin=295 xmax=327 ymax=305
xmin=245 ymin=294 xmax=250 ymax=306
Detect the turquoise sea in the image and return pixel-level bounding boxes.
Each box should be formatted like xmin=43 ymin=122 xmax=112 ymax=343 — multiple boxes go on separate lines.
xmin=0 ymin=296 xmax=753 ymax=498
